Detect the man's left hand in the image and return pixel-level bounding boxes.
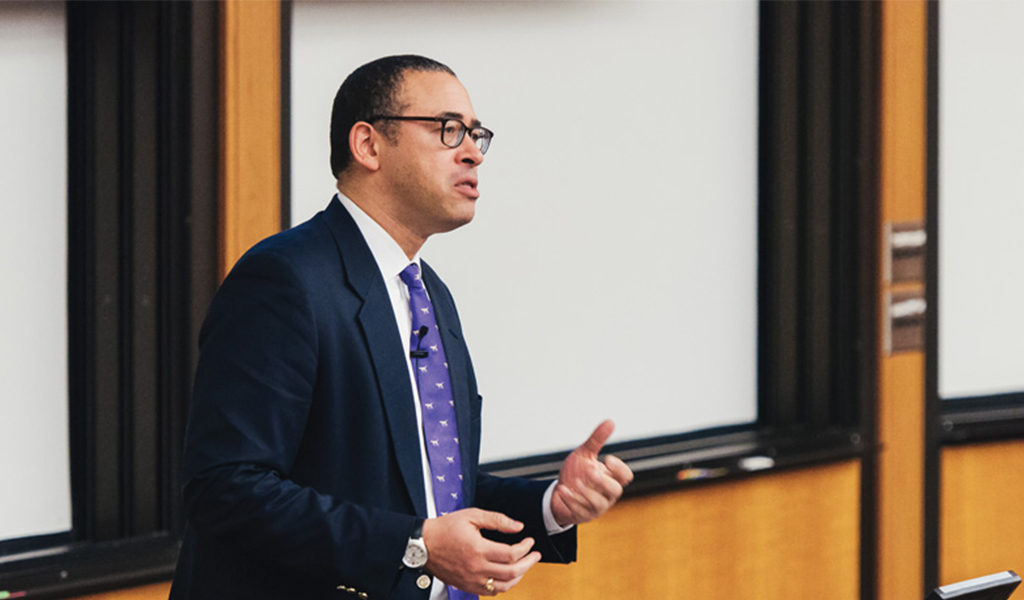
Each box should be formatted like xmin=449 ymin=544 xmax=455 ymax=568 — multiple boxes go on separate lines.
xmin=550 ymin=419 xmax=634 ymax=528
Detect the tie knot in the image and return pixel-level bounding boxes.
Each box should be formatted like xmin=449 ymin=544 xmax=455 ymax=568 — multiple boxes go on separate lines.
xmin=400 ymin=263 xmax=424 ymax=290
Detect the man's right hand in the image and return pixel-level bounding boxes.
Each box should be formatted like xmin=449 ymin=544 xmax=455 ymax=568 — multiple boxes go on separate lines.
xmin=421 ymin=508 xmax=542 ymax=596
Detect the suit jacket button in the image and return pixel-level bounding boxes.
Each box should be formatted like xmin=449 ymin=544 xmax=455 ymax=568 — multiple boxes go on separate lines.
xmin=358 ymin=593 xmax=368 ymax=599
xmin=416 ymin=574 xmax=432 ymax=589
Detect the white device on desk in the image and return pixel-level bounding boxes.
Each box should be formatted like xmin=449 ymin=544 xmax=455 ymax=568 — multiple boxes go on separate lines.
xmin=924 ymin=570 xmax=1020 ymax=600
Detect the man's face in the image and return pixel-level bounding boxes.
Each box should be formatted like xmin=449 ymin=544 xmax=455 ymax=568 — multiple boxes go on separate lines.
xmin=377 ymin=70 xmax=485 ymax=239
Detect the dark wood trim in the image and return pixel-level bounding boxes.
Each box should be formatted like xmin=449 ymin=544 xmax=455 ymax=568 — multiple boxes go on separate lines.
xmin=179 ymin=0 xmax=220 ymax=537
xmin=860 ymin=4 xmax=884 ymax=597
xmin=802 ymin=0 xmax=834 ymax=428
xmin=758 ymin=1 xmax=801 ymax=428
xmin=66 ymin=0 xmax=98 ymax=545
xmin=280 ymin=0 xmax=292 ymax=228
xmin=852 ymin=3 xmax=882 ymax=599
xmin=924 ymin=0 xmax=941 ymax=592
xmin=93 ymin=0 xmax=124 ymax=542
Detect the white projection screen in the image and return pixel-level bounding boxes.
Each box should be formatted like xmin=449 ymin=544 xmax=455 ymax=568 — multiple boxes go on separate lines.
xmin=0 ymin=2 xmax=72 ymax=541
xmin=291 ymin=1 xmax=759 ymax=462
xmin=939 ymin=1 xmax=1024 ymax=400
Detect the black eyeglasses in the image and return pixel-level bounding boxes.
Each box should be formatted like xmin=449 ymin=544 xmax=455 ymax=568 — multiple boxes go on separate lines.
xmin=367 ymin=116 xmax=493 ymax=154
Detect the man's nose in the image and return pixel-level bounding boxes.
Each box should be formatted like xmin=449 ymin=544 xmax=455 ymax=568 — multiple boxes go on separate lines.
xmin=458 ymin=135 xmax=484 ymax=166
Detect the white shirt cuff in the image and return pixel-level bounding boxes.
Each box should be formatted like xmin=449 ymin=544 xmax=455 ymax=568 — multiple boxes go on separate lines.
xmin=542 ymin=480 xmax=575 ymax=535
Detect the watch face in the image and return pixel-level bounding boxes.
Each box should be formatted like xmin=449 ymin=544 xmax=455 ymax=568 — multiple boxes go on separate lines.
xmin=404 ymin=542 xmax=428 ymax=568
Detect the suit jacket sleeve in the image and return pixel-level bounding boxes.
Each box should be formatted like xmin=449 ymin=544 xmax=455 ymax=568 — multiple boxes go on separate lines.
xmin=475 ymin=473 xmax=577 ymax=563
xmin=180 ymin=248 xmax=416 ymax=598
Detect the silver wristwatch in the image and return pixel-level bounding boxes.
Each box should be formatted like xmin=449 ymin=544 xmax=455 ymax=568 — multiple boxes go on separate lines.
xmin=402 ymin=520 xmax=428 ymax=569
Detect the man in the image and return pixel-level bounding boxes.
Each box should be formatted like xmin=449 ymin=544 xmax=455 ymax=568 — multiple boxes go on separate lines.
xmin=170 ymin=55 xmax=633 ymax=600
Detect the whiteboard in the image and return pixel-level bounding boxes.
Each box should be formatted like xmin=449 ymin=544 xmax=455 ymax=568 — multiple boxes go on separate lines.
xmin=939 ymin=1 xmax=1024 ymax=400
xmin=0 ymin=2 xmax=72 ymax=541
xmin=291 ymin=0 xmax=759 ymax=462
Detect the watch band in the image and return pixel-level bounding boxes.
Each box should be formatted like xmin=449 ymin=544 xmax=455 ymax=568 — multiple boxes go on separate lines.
xmin=410 ymin=518 xmax=424 ymax=541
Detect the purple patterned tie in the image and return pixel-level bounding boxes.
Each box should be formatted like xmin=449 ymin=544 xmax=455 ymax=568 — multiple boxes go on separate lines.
xmin=400 ymin=264 xmax=476 ymax=600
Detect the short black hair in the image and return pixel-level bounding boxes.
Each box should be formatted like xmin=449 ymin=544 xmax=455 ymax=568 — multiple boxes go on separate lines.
xmin=329 ymin=55 xmax=456 ymax=178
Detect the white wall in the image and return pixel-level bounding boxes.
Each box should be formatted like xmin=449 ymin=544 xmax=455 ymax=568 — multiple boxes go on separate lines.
xmin=939 ymin=1 xmax=1024 ymax=400
xmin=291 ymin=1 xmax=759 ymax=462
xmin=0 ymin=1 xmax=72 ymax=541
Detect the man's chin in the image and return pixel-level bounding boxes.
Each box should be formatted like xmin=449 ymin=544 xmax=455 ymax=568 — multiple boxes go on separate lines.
xmin=438 ymin=208 xmax=476 ymax=234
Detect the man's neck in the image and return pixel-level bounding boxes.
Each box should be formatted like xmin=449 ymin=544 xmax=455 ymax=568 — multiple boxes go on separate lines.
xmin=336 ymin=180 xmax=425 ymax=260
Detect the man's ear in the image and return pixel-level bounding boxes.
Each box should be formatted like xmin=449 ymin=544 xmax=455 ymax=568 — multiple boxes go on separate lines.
xmin=349 ymin=121 xmax=382 ymax=172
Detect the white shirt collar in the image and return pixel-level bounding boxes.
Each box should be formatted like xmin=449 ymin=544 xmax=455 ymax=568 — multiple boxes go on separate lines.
xmin=336 ymin=192 xmax=420 ymax=280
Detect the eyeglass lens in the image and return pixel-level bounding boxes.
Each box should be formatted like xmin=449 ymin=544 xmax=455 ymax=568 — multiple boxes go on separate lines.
xmin=440 ymin=120 xmax=491 ymax=154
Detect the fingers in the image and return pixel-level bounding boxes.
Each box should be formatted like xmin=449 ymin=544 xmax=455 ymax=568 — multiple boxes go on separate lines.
xmin=579 ymin=419 xmax=615 ymax=456
xmin=481 ymin=550 xmax=542 ymax=595
xmin=465 ymin=519 xmax=535 ymax=570
xmin=554 ymin=479 xmax=613 ymax=522
xmin=473 ymin=536 xmax=534 ymax=574
xmin=552 ymin=454 xmax=632 ymax=525
xmin=452 ymin=544 xmax=540 ymax=597
xmin=553 ymin=484 xmax=601 ymax=526
xmin=579 ymin=463 xmax=623 ymax=502
xmin=571 ymin=460 xmax=627 ymax=501
xmin=482 ymin=535 xmax=535 ymax=563
xmin=551 ymin=483 xmax=585 ymax=524
xmin=604 ymin=454 xmax=634 ymax=486
xmin=481 ymin=547 xmax=541 ymax=588
xmin=468 ymin=508 xmax=525 ymax=534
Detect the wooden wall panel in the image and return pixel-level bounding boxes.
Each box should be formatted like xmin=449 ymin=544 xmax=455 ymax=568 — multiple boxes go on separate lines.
xmin=877 ymin=2 xmax=928 ymax=599
xmin=941 ymin=441 xmax=1024 ymax=595
xmin=72 ymin=462 xmax=860 ymax=600
xmin=220 ymin=0 xmax=282 ymax=278
xmin=507 ymin=461 xmax=861 ymax=600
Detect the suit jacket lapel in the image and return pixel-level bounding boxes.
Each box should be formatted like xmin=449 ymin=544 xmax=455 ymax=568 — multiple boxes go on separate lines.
xmin=322 ymin=197 xmax=428 ymax=517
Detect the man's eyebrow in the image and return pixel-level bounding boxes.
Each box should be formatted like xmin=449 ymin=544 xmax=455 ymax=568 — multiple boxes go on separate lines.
xmin=438 ymin=111 xmax=482 ymax=129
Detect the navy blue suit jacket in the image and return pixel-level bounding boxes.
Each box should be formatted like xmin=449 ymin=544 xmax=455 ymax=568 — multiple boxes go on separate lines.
xmin=170 ymin=198 xmax=575 ymax=600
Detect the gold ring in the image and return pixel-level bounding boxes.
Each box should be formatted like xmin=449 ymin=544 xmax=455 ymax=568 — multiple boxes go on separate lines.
xmin=485 ymin=578 xmax=495 ymax=593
